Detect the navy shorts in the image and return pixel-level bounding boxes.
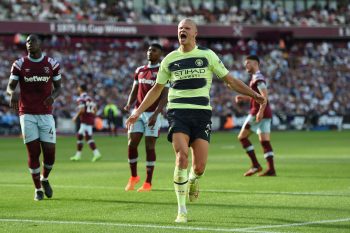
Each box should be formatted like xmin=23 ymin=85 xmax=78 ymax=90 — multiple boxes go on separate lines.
xmin=167 ymin=109 xmax=212 ymax=145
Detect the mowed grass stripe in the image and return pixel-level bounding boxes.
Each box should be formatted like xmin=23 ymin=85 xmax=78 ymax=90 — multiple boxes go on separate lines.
xmin=0 ymin=218 xmax=284 ymax=233
xmin=1 ymin=183 xmax=350 ymax=197
xmin=1 ymin=217 xmax=349 ymax=232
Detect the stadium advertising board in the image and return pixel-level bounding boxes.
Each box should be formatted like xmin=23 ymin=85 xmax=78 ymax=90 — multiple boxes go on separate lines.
xmin=0 ymin=21 xmax=348 ymax=38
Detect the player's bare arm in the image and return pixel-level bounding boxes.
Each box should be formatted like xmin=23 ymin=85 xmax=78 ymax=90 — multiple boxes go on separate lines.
xmin=124 ymin=82 xmax=138 ymax=112
xmin=222 ymin=74 xmax=266 ymax=105
xmin=235 ymin=95 xmax=251 ymax=103
xmin=44 ymin=79 xmax=62 ymax=106
xmin=6 ymin=79 xmax=19 ymax=111
xmin=126 ymin=83 xmax=165 ymax=128
xmin=148 ymin=86 xmax=168 ymax=127
xmin=72 ymin=107 xmax=85 ymax=122
xmin=256 ymin=86 xmax=268 ymax=123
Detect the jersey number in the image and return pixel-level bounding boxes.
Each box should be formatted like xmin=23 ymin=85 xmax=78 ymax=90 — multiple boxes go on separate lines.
xmin=86 ymin=101 xmax=96 ymax=113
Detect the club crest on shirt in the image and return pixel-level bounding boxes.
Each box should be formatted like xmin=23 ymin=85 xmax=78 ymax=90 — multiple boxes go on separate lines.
xmin=25 ymin=68 xmax=30 ymax=72
xmin=44 ymin=67 xmax=50 ymax=74
xmin=195 ymin=59 xmax=203 ymax=67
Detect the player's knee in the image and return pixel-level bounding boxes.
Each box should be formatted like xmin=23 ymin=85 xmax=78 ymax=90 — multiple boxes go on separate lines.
xmin=193 ymin=165 xmax=205 ymax=176
xmin=145 ymin=142 xmax=156 ymax=151
xmin=128 ymin=140 xmax=138 ymax=148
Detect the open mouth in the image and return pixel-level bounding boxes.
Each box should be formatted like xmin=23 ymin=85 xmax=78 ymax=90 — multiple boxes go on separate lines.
xmin=179 ymin=33 xmax=187 ymax=42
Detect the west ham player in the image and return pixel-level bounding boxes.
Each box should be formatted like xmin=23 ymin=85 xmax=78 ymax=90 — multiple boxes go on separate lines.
xmin=6 ymin=34 xmax=61 ymax=201
xmin=124 ymin=44 xmax=168 ymax=192
xmin=236 ymin=55 xmax=276 ymax=176
xmin=70 ymin=84 xmax=102 ymax=162
xmin=126 ymin=19 xmax=265 ymax=223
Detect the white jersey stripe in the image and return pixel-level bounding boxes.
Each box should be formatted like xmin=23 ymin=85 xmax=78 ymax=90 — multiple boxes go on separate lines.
xmin=10 ymin=75 xmax=19 ymax=80
xmin=14 ymin=63 xmax=21 ymax=71
xmin=53 ymin=74 xmax=61 ymax=81
xmin=53 ymin=63 xmax=59 ymax=70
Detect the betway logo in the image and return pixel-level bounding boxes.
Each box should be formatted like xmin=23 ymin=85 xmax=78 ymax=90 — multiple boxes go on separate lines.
xmin=24 ymin=76 xmax=50 ymax=83
xmin=139 ymin=79 xmax=155 ymax=85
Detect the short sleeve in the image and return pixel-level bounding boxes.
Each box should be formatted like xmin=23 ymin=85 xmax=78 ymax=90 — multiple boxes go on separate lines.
xmin=257 ymin=81 xmax=267 ymax=91
xmin=47 ymin=57 xmax=61 ymax=81
xmin=77 ymin=99 xmax=85 ymax=109
xmin=10 ymin=59 xmax=22 ymax=80
xmin=134 ymin=67 xmax=141 ymax=82
xmin=209 ymin=50 xmax=229 ymax=79
xmin=156 ymin=59 xmax=171 ymax=85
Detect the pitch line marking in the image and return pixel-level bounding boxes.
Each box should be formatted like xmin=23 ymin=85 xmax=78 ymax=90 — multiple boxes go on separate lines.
xmin=0 ymin=217 xmax=348 ymax=232
xmin=1 ymin=183 xmax=349 ymax=197
xmin=0 ymin=218 xmax=283 ymax=233
xmin=237 ymin=218 xmax=350 ymax=231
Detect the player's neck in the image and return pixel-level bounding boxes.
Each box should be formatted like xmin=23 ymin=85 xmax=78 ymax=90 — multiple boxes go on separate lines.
xmin=28 ymin=51 xmax=42 ymax=60
xmin=148 ymin=61 xmax=160 ymax=67
xmin=179 ymin=43 xmax=196 ymax=53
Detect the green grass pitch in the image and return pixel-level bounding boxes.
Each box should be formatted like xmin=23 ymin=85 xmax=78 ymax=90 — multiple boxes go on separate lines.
xmin=0 ymin=131 xmax=349 ymax=233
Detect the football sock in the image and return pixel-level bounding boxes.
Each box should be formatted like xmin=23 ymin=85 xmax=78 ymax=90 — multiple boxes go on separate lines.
xmin=26 ymin=140 xmax=41 ymax=189
xmin=145 ymin=164 xmax=154 ymax=184
xmin=240 ymin=138 xmax=260 ymax=167
xmin=40 ymin=175 xmax=48 ymax=181
xmin=261 ymin=141 xmax=275 ymax=171
xmin=42 ymin=163 xmax=53 ymax=179
xmin=42 ymin=144 xmax=55 ymax=179
xmin=128 ymin=146 xmax=138 ymax=177
xmin=146 ymin=149 xmax=156 ymax=184
xmin=174 ymin=166 xmax=188 ymax=214
xmin=189 ymin=166 xmax=203 ymax=182
xmin=86 ymin=135 xmax=97 ymax=151
xmin=30 ymin=168 xmax=41 ymax=189
xmin=77 ymin=134 xmax=84 ymax=151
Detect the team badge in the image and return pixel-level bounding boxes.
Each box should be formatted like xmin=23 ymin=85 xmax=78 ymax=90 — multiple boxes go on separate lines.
xmin=25 ymin=68 xmax=30 ymax=72
xmin=44 ymin=67 xmax=50 ymax=74
xmin=195 ymin=59 xmax=203 ymax=67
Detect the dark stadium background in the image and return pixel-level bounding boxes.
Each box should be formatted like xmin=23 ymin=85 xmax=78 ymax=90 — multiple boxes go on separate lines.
xmin=0 ymin=0 xmax=349 ymax=135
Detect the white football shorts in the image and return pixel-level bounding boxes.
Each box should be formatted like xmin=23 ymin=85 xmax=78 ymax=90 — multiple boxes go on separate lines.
xmin=19 ymin=114 xmax=56 ymax=144
xmin=128 ymin=111 xmax=161 ymax=137
xmin=78 ymin=123 xmax=94 ymax=136
xmin=242 ymin=114 xmax=271 ymax=134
